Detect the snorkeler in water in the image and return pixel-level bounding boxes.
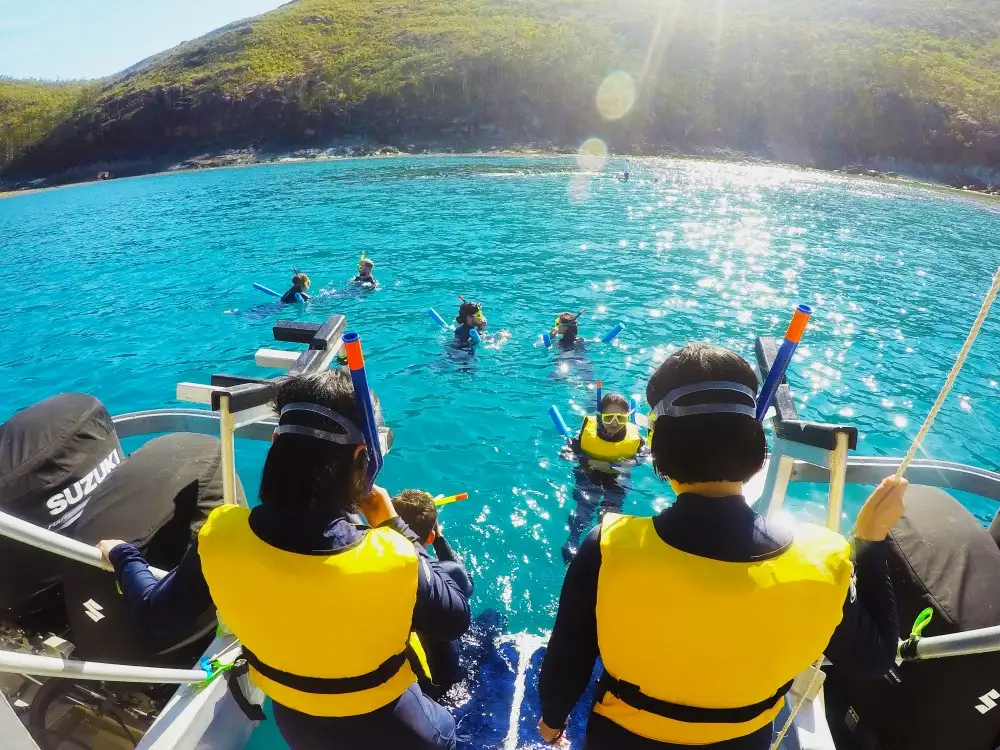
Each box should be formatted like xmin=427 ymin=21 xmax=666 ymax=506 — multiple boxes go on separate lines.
xmin=562 ymin=392 xmax=646 ymax=563
xmin=454 ymin=300 xmax=487 ymax=346
xmin=280 ymin=272 xmax=311 ymax=304
xmin=550 ymin=310 xmax=586 ymax=349
xmin=353 ymin=258 xmax=377 ymax=288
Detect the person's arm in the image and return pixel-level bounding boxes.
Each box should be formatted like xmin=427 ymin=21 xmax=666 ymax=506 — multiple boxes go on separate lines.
xmin=432 ymin=533 xmax=458 ymax=563
xmin=824 ymin=477 xmax=907 ymax=678
xmin=824 ymin=540 xmax=898 ymax=678
xmin=107 ymin=540 xmax=213 ymax=640
xmin=381 ymin=517 xmax=471 ymax=641
xmin=538 ymin=526 xmax=602 ymax=733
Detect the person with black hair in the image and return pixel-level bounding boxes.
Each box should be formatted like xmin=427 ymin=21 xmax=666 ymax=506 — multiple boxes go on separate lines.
xmin=96 ymin=371 xmax=469 ymax=750
xmin=550 ymin=311 xmax=584 ymax=348
xmin=393 ymin=489 xmax=473 ymax=697
xmin=454 ymin=300 xmax=487 ymax=346
xmin=537 ymin=343 xmax=906 ymax=749
xmin=561 ymin=392 xmax=645 ymax=563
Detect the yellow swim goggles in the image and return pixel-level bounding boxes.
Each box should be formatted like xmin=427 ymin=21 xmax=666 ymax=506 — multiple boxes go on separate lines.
xmin=600 ymin=413 xmax=629 ymax=427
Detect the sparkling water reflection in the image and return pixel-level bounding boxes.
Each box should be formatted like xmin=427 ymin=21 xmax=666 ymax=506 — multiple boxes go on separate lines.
xmin=2 ymin=156 xmax=1000 ymax=642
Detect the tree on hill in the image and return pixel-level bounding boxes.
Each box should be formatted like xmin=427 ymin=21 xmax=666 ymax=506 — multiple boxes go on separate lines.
xmin=3 ymin=0 xmax=1000 ymax=182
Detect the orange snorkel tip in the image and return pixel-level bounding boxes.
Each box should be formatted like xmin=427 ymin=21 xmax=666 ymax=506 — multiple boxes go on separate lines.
xmin=784 ymin=304 xmax=812 ymax=344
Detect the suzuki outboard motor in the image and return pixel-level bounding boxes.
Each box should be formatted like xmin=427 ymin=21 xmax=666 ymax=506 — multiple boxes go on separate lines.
xmin=63 ymin=431 xmax=244 ymax=666
xmin=0 ymin=394 xmax=122 ymax=617
xmin=825 ymin=486 xmax=1000 ymax=750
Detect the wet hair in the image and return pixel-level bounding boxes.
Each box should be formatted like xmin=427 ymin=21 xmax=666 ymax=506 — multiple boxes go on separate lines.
xmin=359 ymin=259 xmax=374 ymax=269
xmin=557 ymin=312 xmax=579 ymax=335
xmin=456 ymin=301 xmax=481 ymax=323
xmin=259 ymin=371 xmax=379 ymax=512
xmin=292 ymin=273 xmax=311 ymax=288
xmin=392 ymin=489 xmax=438 ymax=542
xmin=599 ymin=393 xmax=630 ymax=413
xmin=645 ymin=343 xmax=765 ymax=484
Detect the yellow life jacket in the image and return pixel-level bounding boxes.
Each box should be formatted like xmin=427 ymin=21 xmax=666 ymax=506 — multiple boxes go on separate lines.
xmin=579 ymin=417 xmax=641 ymax=463
xmin=197 ymin=504 xmax=431 ymax=717
xmin=594 ymin=513 xmax=852 ymax=745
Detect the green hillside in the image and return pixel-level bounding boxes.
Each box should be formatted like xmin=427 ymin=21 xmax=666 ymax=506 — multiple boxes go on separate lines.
xmin=4 ymin=0 xmax=1000 ymax=182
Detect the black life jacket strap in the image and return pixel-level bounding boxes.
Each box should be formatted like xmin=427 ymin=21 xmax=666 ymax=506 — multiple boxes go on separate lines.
xmin=227 ymin=658 xmax=267 ymax=722
xmin=243 ymin=646 xmax=408 ymax=695
xmin=596 ymin=670 xmax=791 ymax=724
xmin=404 ymin=641 xmax=429 ymax=683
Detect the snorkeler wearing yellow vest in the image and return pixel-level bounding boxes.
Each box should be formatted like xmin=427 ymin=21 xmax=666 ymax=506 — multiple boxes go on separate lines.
xmin=561 ymin=392 xmax=645 ymax=564
xmin=97 ymin=371 xmax=470 ymax=750
xmin=538 ymin=343 xmax=906 ymax=750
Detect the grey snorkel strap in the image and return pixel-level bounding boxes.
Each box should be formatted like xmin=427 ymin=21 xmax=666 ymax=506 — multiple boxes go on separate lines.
xmin=651 ymin=381 xmax=757 ymax=419
xmin=274 ymin=403 xmax=366 ymax=445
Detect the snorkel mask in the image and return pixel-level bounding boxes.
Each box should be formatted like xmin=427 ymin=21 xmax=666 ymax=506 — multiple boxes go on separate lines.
xmin=552 ymin=309 xmax=584 ymax=337
xmin=458 ymin=297 xmax=485 ymax=326
xmin=274 ymin=402 xmax=366 ymax=446
xmin=650 ymin=381 xmax=757 ymax=420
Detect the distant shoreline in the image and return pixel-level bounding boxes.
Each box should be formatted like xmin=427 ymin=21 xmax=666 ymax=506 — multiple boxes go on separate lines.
xmin=2 ymin=147 xmax=997 ymax=205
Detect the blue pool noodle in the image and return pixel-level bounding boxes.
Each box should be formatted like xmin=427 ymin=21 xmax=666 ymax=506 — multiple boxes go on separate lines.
xmin=469 ymin=328 xmax=482 ymax=344
xmin=342 ymin=332 xmax=384 ymax=490
xmin=602 ymin=323 xmax=624 ymax=343
xmin=253 ymin=282 xmax=281 ymax=298
xmin=549 ymin=405 xmax=572 ymax=438
xmin=542 ymin=332 xmax=552 ymax=348
xmin=428 ymin=308 xmax=448 ymax=327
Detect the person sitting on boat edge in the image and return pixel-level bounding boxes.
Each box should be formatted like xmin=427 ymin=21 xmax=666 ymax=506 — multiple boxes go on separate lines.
xmin=97 ymin=371 xmax=470 ymax=750
xmin=280 ymin=272 xmax=311 ymax=304
xmin=454 ymin=300 xmax=487 ymax=346
xmin=393 ymin=489 xmax=473 ymax=698
xmin=354 ymin=258 xmax=377 ymax=287
xmin=536 ymin=342 xmax=905 ymax=749
xmin=562 ymin=392 xmax=645 ymax=564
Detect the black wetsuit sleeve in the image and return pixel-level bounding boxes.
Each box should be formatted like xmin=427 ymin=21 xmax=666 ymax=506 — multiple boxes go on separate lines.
xmin=381 ymin=518 xmax=471 ymax=641
xmin=433 ymin=534 xmax=458 ymax=563
xmin=824 ymin=539 xmax=899 ymax=678
xmin=433 ymin=533 xmax=474 ymax=596
xmin=539 ymin=526 xmax=602 ymax=729
xmin=109 ymin=540 xmax=213 ymax=640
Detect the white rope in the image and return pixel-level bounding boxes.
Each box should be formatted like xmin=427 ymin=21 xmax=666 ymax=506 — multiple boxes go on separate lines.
xmin=893 ymin=267 xmax=1000 ymax=480
xmin=771 ymin=269 xmax=1000 ymax=750
xmin=768 ymin=658 xmax=824 ymax=750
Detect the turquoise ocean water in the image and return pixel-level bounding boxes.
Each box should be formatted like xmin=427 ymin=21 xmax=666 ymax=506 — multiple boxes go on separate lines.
xmin=2 ymin=156 xmax=1000 ymax=745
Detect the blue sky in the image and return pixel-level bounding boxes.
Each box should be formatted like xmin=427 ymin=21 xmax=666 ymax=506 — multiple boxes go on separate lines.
xmin=0 ymin=0 xmax=287 ymax=80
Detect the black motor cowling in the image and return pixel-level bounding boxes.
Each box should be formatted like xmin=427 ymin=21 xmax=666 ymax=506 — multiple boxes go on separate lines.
xmin=0 ymin=394 xmax=123 ymax=616
xmin=63 ymin=431 xmax=245 ymax=666
xmin=825 ymin=485 xmax=1000 ymax=750
xmin=1 ymin=393 xmax=247 ymax=668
